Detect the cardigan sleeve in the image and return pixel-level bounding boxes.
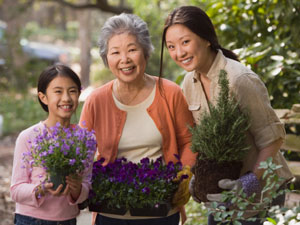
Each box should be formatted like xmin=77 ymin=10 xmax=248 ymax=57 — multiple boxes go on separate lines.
xmin=172 ymin=86 xmax=197 ymax=167
xmin=79 ymin=95 xmax=95 ymax=131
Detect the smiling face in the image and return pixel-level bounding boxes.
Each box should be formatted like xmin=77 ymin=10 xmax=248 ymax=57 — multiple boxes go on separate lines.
xmin=165 ymin=24 xmax=214 ymax=74
xmin=106 ymin=33 xmax=147 ymax=85
xmin=38 ymin=76 xmax=79 ymax=127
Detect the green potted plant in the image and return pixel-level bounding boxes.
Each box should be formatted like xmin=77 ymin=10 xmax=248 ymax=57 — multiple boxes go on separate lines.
xmin=88 ymin=156 xmax=188 ymax=216
xmin=189 ymin=70 xmax=250 ymax=202
xmin=23 ymin=123 xmax=96 ymax=193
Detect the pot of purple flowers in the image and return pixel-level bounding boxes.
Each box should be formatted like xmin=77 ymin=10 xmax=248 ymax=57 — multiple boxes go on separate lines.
xmin=88 ymin=156 xmax=188 ymax=216
xmin=23 ymin=122 xmax=96 ymax=192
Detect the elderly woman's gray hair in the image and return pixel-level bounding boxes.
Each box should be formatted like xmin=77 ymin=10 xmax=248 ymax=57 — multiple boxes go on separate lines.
xmin=98 ymin=13 xmax=154 ymax=67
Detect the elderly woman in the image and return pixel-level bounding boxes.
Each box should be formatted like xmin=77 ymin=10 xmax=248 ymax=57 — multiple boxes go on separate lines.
xmin=79 ymin=13 xmax=196 ymax=225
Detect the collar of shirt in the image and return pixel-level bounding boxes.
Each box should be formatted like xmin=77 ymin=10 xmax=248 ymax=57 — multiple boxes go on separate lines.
xmin=192 ymin=49 xmax=227 ymax=84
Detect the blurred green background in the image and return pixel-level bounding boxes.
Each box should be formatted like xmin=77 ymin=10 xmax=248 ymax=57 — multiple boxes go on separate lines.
xmin=0 ymin=0 xmax=299 ymax=136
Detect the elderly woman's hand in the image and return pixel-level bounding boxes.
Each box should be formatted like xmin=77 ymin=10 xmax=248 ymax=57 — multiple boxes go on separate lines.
xmin=172 ymin=166 xmax=193 ymax=207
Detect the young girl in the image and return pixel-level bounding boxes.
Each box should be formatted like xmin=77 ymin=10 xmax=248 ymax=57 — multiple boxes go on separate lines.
xmin=11 ymin=64 xmax=90 ymax=225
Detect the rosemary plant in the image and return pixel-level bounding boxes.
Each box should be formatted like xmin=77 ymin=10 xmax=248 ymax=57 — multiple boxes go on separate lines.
xmin=190 ymin=70 xmax=250 ymax=163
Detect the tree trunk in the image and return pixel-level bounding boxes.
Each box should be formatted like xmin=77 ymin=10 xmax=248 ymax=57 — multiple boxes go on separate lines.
xmin=77 ymin=0 xmax=92 ymax=89
xmin=59 ymin=6 xmax=67 ymax=31
xmin=1 ymin=0 xmax=30 ymax=69
xmin=0 ymin=0 xmax=32 ymax=89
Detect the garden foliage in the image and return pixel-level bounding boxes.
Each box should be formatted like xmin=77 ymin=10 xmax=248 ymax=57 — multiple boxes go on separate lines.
xmin=208 ymin=158 xmax=299 ymax=225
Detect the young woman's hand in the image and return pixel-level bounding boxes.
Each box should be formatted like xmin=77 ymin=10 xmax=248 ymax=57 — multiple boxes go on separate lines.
xmin=66 ymin=175 xmax=82 ymax=201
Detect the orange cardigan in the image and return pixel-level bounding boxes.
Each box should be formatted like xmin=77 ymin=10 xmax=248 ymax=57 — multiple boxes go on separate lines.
xmin=79 ymin=77 xmax=196 ymax=166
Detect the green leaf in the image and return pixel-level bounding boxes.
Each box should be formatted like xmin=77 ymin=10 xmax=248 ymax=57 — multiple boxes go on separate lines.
xmin=266 ymin=217 xmax=277 ymax=224
xmin=233 ymin=221 xmax=242 ymax=225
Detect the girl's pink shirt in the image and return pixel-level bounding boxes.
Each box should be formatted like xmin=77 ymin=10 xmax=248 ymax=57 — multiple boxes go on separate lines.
xmin=10 ymin=122 xmax=91 ymax=221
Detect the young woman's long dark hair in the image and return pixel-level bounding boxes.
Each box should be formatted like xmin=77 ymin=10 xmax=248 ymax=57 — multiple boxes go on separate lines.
xmin=159 ymin=6 xmax=239 ymax=77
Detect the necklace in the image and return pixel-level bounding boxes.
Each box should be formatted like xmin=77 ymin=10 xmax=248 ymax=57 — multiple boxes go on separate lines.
xmin=116 ymin=76 xmax=145 ymax=105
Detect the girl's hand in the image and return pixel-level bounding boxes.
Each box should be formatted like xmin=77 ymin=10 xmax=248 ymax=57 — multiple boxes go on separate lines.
xmin=48 ymin=183 xmax=70 ymax=196
xmin=35 ymin=182 xmax=69 ymax=198
xmin=66 ymin=175 xmax=82 ymax=201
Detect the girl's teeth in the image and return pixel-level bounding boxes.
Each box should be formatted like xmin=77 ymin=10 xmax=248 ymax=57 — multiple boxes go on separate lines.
xmin=182 ymin=58 xmax=192 ymax=64
xmin=61 ymin=105 xmax=71 ymax=109
xmin=122 ymin=67 xmax=133 ymax=71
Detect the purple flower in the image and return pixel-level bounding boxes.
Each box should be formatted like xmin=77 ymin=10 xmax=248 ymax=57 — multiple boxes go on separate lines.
xmin=48 ymin=146 xmax=54 ymax=154
xmin=142 ymin=187 xmax=150 ymax=194
xmin=140 ymin=157 xmax=150 ymax=165
xmin=69 ymin=159 xmax=76 ymax=165
xmin=61 ymin=143 xmax=70 ymax=152
xmin=81 ymin=121 xmax=86 ymax=127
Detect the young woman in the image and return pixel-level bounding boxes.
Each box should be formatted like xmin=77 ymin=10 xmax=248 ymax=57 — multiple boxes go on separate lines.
xmin=160 ymin=5 xmax=293 ymax=225
xmin=11 ymin=64 xmax=90 ymax=225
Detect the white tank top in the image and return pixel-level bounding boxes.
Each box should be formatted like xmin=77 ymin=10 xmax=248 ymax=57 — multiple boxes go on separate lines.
xmin=113 ymin=84 xmax=163 ymax=163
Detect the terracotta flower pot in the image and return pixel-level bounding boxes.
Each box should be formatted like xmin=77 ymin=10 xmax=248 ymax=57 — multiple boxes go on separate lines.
xmin=88 ymin=203 xmax=127 ymax=215
xmin=192 ymin=159 xmax=242 ymax=202
xmin=129 ymin=203 xmax=171 ymax=217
